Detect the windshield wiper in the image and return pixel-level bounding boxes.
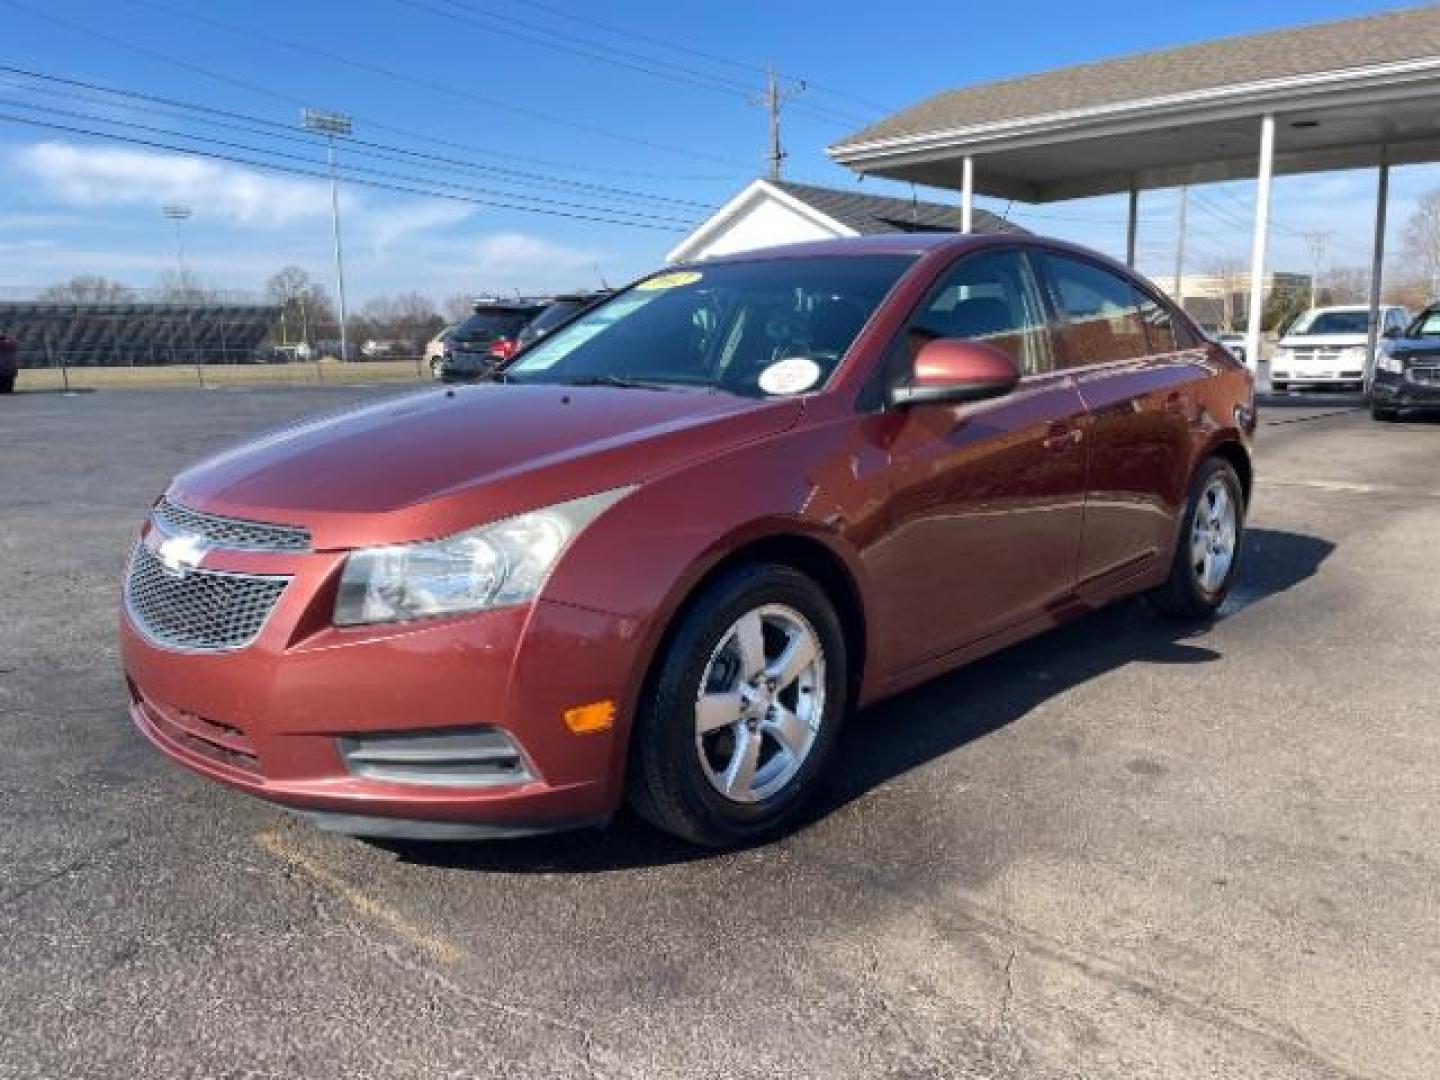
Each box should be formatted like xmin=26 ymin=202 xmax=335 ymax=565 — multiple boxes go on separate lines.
xmin=556 ymin=374 xmax=679 ymax=391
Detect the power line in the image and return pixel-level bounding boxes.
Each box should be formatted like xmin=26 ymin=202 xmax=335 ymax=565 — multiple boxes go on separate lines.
xmin=389 ymin=0 xmax=870 ymax=129
xmin=502 ymin=0 xmax=895 ymax=117
xmin=0 ymin=0 xmax=738 ymax=181
xmin=106 ymin=0 xmax=751 ymax=167
xmin=0 ymin=66 xmax=716 ymax=211
xmin=0 ymin=109 xmax=692 ymax=232
xmin=0 ymin=95 xmax=701 ymax=228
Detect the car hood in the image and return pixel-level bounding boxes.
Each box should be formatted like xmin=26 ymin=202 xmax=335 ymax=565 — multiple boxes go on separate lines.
xmin=169 ymin=384 xmax=802 ymax=549
xmin=1277 ymin=334 xmax=1369 ymax=349
xmin=1386 ymin=337 xmax=1440 ymax=358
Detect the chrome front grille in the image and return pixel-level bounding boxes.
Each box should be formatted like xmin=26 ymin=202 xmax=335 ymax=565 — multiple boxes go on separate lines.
xmin=153 ymin=497 xmax=310 ymax=552
xmin=125 ymin=542 xmax=289 ymax=651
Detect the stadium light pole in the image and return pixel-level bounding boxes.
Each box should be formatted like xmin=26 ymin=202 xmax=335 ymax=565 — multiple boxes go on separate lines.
xmin=302 ymin=108 xmax=352 ymax=362
xmin=161 ymin=203 xmax=192 ymax=276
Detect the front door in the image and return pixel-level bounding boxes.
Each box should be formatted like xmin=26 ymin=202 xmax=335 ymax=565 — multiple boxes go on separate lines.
xmin=861 ymin=248 xmax=1089 ymax=675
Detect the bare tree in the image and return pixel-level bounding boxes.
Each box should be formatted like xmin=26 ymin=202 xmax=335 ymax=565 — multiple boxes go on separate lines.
xmin=355 ymin=292 xmax=444 ymax=352
xmin=264 ymin=266 xmax=336 ymax=342
xmin=154 ymin=269 xmax=217 ymax=303
xmin=1401 ymin=189 xmax=1440 ymax=298
xmin=38 ymin=275 xmax=135 ymax=303
xmin=1317 ymin=266 xmax=1369 ymax=306
xmin=441 ymin=291 xmax=475 ymax=324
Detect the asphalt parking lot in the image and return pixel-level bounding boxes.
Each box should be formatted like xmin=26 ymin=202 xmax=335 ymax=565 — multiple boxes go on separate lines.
xmin=2 ymin=385 xmax=1438 ymax=1080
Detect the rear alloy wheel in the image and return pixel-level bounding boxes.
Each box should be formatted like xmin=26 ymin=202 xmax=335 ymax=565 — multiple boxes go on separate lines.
xmin=1150 ymin=457 xmax=1245 ymax=619
xmin=628 ymin=564 xmax=847 ymax=846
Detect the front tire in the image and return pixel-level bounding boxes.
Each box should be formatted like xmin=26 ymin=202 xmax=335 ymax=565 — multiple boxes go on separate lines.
xmin=627 ymin=563 xmax=848 ymax=846
xmin=1149 ymin=457 xmax=1245 ymax=619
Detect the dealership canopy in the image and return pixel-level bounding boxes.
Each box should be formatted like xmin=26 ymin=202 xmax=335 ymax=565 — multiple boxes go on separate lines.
xmin=829 ymin=6 xmax=1440 ymax=365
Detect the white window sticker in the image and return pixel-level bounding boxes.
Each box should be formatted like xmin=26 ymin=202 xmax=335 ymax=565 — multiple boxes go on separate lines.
xmin=758 ymin=357 xmax=822 ymax=396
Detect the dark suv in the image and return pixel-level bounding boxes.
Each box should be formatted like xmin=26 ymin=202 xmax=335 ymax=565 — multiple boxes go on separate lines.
xmin=0 ymin=333 xmax=17 ymax=394
xmin=438 ymin=301 xmax=544 ymax=381
xmin=1370 ymin=303 xmax=1440 ymax=420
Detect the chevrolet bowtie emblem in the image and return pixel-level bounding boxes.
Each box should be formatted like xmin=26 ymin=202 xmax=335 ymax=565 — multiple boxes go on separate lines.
xmin=156 ymin=533 xmax=208 ymax=577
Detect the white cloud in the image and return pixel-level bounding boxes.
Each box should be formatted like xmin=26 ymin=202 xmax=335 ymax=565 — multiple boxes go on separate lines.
xmin=14 ymin=142 xmax=334 ymax=228
xmin=361 ymin=200 xmax=476 ymax=256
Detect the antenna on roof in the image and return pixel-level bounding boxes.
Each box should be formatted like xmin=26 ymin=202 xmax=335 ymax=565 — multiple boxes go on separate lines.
xmin=909 ymin=184 xmax=919 ymax=225
xmin=594 ymin=264 xmax=610 ymax=289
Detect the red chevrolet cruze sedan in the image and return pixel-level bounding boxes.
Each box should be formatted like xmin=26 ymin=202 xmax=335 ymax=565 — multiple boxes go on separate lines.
xmin=121 ymin=234 xmax=1255 ymax=846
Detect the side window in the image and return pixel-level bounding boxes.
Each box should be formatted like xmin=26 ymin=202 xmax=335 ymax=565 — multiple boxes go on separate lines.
xmin=907 ymin=250 xmax=1052 ymax=375
xmin=1041 ymin=253 xmax=1151 ymax=366
xmin=1135 ymin=291 xmax=1178 ymax=353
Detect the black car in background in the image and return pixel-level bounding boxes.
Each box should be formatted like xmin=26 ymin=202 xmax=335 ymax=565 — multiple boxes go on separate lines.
xmin=0 ymin=333 xmax=17 ymax=394
xmin=437 ymin=300 xmax=544 ymax=381
xmin=1370 ymin=303 xmax=1440 ymax=421
xmin=515 ymin=290 xmax=615 ymax=350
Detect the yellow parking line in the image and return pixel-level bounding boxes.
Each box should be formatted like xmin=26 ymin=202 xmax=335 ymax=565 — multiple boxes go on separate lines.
xmin=255 ymin=829 xmax=463 ymax=965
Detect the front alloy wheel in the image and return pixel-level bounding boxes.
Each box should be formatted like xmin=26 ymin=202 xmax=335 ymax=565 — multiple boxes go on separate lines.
xmin=694 ymin=604 xmax=825 ymax=804
xmin=628 ymin=564 xmax=847 ymax=846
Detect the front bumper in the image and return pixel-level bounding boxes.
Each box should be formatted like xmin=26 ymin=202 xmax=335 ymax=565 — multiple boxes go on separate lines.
xmin=1371 ymin=367 xmax=1440 ymax=408
xmin=120 ymin=537 xmax=643 ymax=837
xmin=438 ymin=351 xmax=499 ymax=381
xmin=1271 ymin=359 xmax=1366 ymax=385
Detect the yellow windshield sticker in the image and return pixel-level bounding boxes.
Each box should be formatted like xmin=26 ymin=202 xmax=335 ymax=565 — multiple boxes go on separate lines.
xmin=636 ymin=271 xmax=702 ymax=291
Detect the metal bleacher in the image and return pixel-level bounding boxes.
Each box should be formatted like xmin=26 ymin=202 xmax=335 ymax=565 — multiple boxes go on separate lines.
xmin=0 ymin=301 xmax=282 ymax=367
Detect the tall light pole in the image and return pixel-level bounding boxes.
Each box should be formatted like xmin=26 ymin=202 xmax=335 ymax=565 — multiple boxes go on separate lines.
xmin=302 ymin=107 xmax=352 ymax=362
xmin=161 ymin=202 xmax=192 ymax=276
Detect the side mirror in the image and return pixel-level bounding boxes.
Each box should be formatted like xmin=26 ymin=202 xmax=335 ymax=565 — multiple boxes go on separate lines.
xmin=889 ymin=338 xmax=1020 ymax=407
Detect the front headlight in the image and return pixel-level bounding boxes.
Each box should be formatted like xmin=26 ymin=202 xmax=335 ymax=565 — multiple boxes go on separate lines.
xmin=1341 ymin=346 xmax=1368 ymax=364
xmin=334 ymin=487 xmax=634 ymax=626
xmin=1377 ymin=350 xmax=1404 ymax=374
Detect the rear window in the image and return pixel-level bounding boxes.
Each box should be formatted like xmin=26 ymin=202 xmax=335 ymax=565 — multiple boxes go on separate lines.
xmin=453 ymin=309 xmax=536 ymax=342
xmin=524 ymin=300 xmax=586 ymax=337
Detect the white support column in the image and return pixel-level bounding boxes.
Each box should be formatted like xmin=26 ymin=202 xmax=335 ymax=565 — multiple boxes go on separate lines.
xmin=1125 ymin=179 xmax=1139 ymax=268
xmin=1365 ymin=147 xmax=1390 ymax=388
xmin=1244 ymin=114 xmax=1275 ymax=374
xmin=961 ymin=155 xmax=974 ymax=234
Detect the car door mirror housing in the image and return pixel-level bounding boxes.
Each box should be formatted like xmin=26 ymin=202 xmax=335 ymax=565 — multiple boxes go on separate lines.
xmin=889 ymin=339 xmax=1021 ymax=407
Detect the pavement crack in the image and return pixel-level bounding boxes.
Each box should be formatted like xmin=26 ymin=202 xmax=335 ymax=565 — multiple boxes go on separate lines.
xmin=0 ymin=836 xmax=128 ymax=908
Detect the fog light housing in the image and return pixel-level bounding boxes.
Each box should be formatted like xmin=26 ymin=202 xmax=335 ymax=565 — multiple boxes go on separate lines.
xmin=337 ymin=727 xmax=532 ymax=787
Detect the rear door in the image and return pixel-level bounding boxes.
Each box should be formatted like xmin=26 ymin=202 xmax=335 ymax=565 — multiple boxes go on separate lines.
xmin=862 ymin=247 xmax=1090 ymax=673
xmin=1037 ymin=252 xmax=1210 ymax=596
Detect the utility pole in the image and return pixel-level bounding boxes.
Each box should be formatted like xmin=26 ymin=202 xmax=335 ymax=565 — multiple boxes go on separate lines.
xmin=1304 ymin=231 xmax=1332 ymax=307
xmin=302 ymin=107 xmax=353 ymax=362
xmin=1172 ymin=185 xmax=1188 ymax=302
xmin=751 ymin=64 xmax=804 ymax=181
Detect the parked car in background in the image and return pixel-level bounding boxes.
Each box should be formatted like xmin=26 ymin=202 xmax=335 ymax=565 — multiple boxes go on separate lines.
xmin=426 ymin=325 xmax=457 ymax=379
xmin=0 ymin=332 xmax=16 ymax=393
xmin=1271 ymin=304 xmax=1410 ymax=391
xmin=515 ymin=290 xmax=615 ymax=350
xmin=437 ymin=300 xmax=544 ymax=381
xmin=1369 ymin=302 xmax=1440 ymax=421
xmin=1216 ymin=331 xmax=1248 ymax=365
xmin=361 ymin=339 xmax=401 ymax=359
xmin=120 ymin=234 xmax=1254 ymax=846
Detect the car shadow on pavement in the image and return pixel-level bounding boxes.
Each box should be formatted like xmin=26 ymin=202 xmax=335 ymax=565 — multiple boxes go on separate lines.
xmin=374 ymin=527 xmax=1333 ymax=873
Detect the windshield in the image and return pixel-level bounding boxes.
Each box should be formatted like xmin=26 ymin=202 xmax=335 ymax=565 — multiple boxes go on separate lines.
xmin=504 ymin=256 xmax=916 ymax=397
xmin=1407 ymin=309 xmax=1440 ymax=337
xmin=453 ymin=310 xmax=536 ymax=343
xmin=1290 ymin=310 xmax=1370 ymax=336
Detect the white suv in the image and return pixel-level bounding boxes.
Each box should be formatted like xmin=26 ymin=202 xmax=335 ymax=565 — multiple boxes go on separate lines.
xmin=1271 ymin=305 xmax=1410 ymax=391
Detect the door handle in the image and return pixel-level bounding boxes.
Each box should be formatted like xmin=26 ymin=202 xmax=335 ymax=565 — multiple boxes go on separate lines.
xmin=1042 ymin=424 xmax=1083 ymax=452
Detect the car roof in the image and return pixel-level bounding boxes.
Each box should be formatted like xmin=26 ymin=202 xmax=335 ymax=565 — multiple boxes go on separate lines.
xmin=691 ymin=232 xmax=978 ymax=264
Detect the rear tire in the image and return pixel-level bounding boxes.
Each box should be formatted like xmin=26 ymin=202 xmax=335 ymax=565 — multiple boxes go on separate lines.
xmin=0 ymin=373 xmax=13 ymax=394
xmin=1149 ymin=457 xmax=1245 ymax=619
xmin=1371 ymin=402 xmax=1399 ymax=422
xmin=627 ymin=563 xmax=848 ymax=847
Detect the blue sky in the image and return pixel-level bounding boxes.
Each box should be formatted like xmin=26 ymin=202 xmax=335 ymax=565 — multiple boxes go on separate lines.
xmin=1 ymin=0 xmax=1434 ymax=304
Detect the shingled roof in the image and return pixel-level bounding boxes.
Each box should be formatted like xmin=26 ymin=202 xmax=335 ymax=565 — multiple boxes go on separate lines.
xmin=834 ymin=6 xmax=1440 ymax=151
xmin=770 ymin=179 xmax=1017 ymax=234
